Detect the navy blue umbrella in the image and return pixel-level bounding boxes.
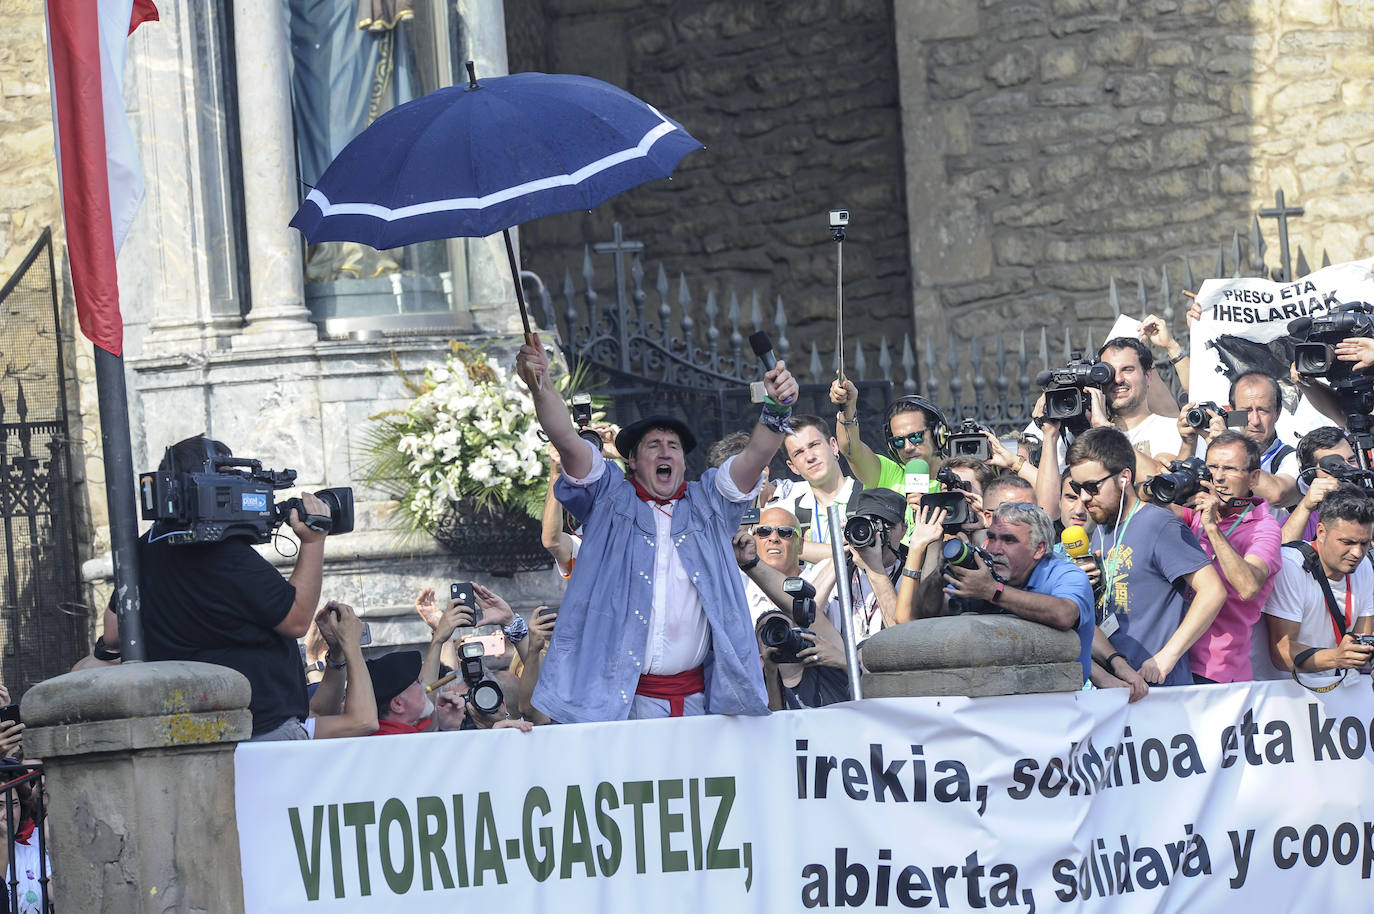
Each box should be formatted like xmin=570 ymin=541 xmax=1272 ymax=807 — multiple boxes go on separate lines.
xmin=290 ymin=65 xmax=702 ymax=351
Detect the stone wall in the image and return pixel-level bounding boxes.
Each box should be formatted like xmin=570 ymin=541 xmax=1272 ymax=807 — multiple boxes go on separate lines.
xmin=898 ymin=0 xmax=1374 ymax=349
xmin=505 ymin=0 xmax=913 ymax=366
xmin=0 ymin=0 xmax=61 ymax=283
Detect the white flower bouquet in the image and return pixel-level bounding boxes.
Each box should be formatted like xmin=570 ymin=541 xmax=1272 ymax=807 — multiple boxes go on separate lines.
xmin=363 ymin=342 xmax=549 ymax=532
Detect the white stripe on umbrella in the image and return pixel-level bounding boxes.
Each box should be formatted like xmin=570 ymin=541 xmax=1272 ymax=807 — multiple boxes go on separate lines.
xmin=301 ymin=115 xmax=681 ymax=223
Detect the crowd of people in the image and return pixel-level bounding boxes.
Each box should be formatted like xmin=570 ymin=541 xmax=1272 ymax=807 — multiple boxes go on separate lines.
xmin=80 ymin=313 xmax=1374 ymax=738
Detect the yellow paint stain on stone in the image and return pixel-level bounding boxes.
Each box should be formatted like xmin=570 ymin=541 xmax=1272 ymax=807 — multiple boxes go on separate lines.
xmin=159 ymin=713 xmax=236 ymax=746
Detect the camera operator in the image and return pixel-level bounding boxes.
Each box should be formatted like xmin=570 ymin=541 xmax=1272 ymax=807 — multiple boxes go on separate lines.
xmin=1260 ymin=484 xmax=1374 ymax=688
xmin=1066 ymin=427 xmax=1226 ymax=687
xmin=732 ymin=508 xmax=849 ymax=709
xmin=1176 ymin=372 xmax=1301 ymax=515
xmin=110 ymin=436 xmax=334 ymax=740
xmin=941 ymin=502 xmax=1096 ymax=683
xmin=1157 ymin=432 xmax=1282 ymax=683
xmin=1281 ymin=426 xmax=1363 ymax=543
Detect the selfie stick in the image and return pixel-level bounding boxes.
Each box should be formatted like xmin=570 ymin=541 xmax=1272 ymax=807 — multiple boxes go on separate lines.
xmin=833 ymin=215 xmax=846 ymax=381
xmin=826 ymin=505 xmax=863 ymax=700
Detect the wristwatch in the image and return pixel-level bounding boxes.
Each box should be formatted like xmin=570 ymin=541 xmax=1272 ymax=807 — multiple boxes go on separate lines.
xmin=325 ymin=653 xmax=347 ymax=670
xmin=305 ymin=659 xmax=326 ymax=674
xmin=990 ymin=581 xmax=1005 ymax=603
xmin=739 ymin=556 xmax=760 ymax=572
xmin=901 ymin=568 xmax=921 ymax=580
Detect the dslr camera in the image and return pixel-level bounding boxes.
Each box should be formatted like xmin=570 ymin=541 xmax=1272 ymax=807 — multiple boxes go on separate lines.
xmin=946 ymin=418 xmax=990 ymax=461
xmin=1144 ymin=457 xmax=1211 ymax=506
xmin=1316 ymin=455 xmax=1374 ymax=491
xmin=755 ymin=577 xmax=817 ymax=665
xmin=941 ymin=538 xmax=1005 ymax=614
xmin=1289 ymin=302 xmax=1374 ymax=391
xmin=843 ymin=512 xmax=890 ymax=549
xmin=458 ymin=640 xmax=504 ymax=716
xmin=920 ymin=466 xmax=976 ymax=532
xmin=1184 ymin=401 xmax=1227 ymax=430
xmin=139 ymin=442 xmax=354 ymax=545
xmin=1035 ymin=355 xmax=1115 ymax=434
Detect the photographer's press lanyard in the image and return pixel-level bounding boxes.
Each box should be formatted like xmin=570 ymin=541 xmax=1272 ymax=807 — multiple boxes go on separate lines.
xmin=1221 ymin=502 xmax=1253 ymax=538
xmin=1097 ymin=500 xmax=1143 ymax=622
xmin=1329 ymin=575 xmax=1354 ymax=644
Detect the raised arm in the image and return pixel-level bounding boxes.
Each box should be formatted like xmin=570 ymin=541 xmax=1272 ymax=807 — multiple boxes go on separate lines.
xmin=517 ymin=333 xmax=592 ymax=479
xmin=830 ymin=374 xmax=882 ymax=487
xmin=729 ymin=361 xmax=799 ymax=493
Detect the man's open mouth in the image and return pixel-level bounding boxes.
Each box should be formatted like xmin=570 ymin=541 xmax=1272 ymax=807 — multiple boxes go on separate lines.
xmin=656 ymin=463 xmax=672 ymax=480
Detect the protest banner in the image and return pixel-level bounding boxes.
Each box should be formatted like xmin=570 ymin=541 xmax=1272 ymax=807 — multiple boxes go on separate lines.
xmin=1188 ymin=257 xmax=1374 ymax=442
xmin=235 ymin=679 xmax=1374 ymax=912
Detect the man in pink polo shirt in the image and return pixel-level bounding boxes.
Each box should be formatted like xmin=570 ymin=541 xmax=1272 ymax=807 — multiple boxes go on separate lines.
xmin=1171 ymin=432 xmax=1282 ymax=683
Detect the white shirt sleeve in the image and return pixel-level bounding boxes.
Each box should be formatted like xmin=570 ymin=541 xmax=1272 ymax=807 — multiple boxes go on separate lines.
xmin=715 ymin=454 xmax=765 ymax=504
xmin=561 ymin=440 xmax=606 ymax=488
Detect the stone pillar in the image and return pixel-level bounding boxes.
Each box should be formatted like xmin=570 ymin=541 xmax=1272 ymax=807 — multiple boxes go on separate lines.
xmin=861 ymin=616 xmax=1083 ymax=698
xmin=230 ymin=0 xmax=319 ymax=349
xmin=22 ymin=662 xmax=251 ymax=913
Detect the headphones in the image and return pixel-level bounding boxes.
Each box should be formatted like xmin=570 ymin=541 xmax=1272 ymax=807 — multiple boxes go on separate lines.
xmin=883 ymin=395 xmax=950 ymax=458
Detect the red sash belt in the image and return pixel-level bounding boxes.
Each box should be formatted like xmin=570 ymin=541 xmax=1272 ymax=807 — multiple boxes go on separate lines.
xmin=635 ymin=666 xmax=705 ymax=717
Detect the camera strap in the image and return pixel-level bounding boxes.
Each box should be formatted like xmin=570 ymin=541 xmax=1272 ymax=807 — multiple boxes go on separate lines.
xmin=1282 ymin=540 xmax=1351 ymax=693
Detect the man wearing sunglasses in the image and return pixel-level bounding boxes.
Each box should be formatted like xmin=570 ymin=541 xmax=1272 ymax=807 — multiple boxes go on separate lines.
xmin=1065 ymin=427 xmax=1226 ymax=689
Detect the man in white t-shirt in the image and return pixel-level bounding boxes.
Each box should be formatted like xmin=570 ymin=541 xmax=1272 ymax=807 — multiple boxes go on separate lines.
xmin=1259 ymin=484 xmax=1374 ymax=687
xmin=1096 ymin=337 xmax=1182 ymax=467
xmin=768 ymin=414 xmax=861 ymax=564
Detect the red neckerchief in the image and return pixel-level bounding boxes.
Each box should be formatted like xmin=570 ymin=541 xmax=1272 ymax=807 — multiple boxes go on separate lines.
xmin=15 ymin=818 xmax=34 ymax=845
xmin=631 ymin=477 xmax=686 ymax=506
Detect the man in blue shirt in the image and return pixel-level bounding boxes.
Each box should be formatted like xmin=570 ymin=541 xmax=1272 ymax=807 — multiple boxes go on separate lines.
xmin=516 ymin=334 xmax=799 ymax=723
xmin=943 ymin=501 xmax=1096 ymax=682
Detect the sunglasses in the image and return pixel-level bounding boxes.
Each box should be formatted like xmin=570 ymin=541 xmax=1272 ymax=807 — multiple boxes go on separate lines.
xmin=1068 ymin=472 xmax=1116 ymax=497
xmin=887 ymin=431 xmax=926 ymax=451
xmin=753 ymin=525 xmax=797 ymax=539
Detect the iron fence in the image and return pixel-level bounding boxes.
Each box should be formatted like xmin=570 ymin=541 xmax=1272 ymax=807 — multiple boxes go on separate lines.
xmin=525 ymin=190 xmax=1322 ymax=439
xmin=0 ymin=762 xmax=49 ymax=913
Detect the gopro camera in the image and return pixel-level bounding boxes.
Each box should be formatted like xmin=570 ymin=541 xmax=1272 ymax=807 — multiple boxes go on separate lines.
xmin=829 ymin=210 xmax=849 ymax=228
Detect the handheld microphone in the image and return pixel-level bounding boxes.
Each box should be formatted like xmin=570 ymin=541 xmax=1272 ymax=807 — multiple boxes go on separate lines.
xmin=904 ymin=458 xmax=932 ymax=496
xmin=1061 ymin=525 xmax=1105 ymax=599
xmin=749 ymin=331 xmax=795 ymax=404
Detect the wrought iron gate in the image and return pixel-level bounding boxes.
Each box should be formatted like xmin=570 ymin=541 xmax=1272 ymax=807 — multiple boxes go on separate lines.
xmin=0 ymin=229 xmax=86 ymax=697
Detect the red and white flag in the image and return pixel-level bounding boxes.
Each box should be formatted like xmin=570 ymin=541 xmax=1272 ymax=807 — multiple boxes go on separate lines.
xmin=46 ymin=0 xmax=159 ymax=357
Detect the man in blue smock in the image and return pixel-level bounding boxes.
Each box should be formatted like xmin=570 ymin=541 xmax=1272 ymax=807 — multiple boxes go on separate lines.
xmin=516 ymin=335 xmax=799 ymax=723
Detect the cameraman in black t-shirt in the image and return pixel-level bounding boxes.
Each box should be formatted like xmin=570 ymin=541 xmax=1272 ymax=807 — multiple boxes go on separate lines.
xmin=106 ymin=436 xmax=331 ymax=740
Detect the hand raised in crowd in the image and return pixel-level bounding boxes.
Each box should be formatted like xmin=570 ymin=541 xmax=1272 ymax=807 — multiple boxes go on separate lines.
xmin=546 ymin=443 xmax=563 ymax=476
xmin=1184 ymin=291 xmax=1202 ymax=327
xmin=763 ymin=360 xmax=798 ymax=407
xmin=1335 ymin=337 xmax=1374 ymax=371
xmin=1031 ymin=391 xmax=1060 ymax=439
xmin=433 ymin=687 xmax=467 ymax=731
xmin=1329 ymin=634 xmax=1374 ymax=670
xmin=829 ymin=372 xmax=858 ymax=409
xmin=907 ymin=505 xmax=947 ymax=556
xmin=414 ymin=588 xmax=443 ymax=630
xmin=1190 ymin=485 xmax=1224 ymax=532
xmin=328 ymin=601 xmax=365 ymax=646
xmin=983 ymin=431 xmax=1019 ymax=470
xmin=528 ymin=606 xmax=557 ymax=654
xmin=472 ymin=584 xmax=516 ymax=629
xmin=304 ymin=609 xmax=332 ymax=665
xmin=287 ymin=491 xmax=331 ymax=545
xmin=594 ymin=423 xmax=622 ymax=460
xmin=1137 ymin=313 xmax=1178 ymax=352
xmin=795 ymin=630 xmax=845 ymax=670
xmin=732 ymin=530 xmax=758 ymax=567
xmin=1301 ymin=475 xmax=1341 ymax=513
xmin=515 ymin=331 xmax=550 ymax=391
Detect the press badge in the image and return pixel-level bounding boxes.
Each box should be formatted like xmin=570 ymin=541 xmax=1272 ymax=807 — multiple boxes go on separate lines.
xmin=1099 ymin=612 xmax=1120 ymax=637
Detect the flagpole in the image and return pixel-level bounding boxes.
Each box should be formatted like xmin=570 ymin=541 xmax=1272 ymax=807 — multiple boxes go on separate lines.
xmin=94 ymin=347 xmax=145 ymax=662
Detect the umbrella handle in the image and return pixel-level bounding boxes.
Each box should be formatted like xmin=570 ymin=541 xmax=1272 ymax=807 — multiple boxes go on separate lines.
xmin=504 ymin=228 xmax=543 ymax=390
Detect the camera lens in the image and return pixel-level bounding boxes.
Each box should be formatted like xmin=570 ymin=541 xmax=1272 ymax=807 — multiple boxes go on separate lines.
xmin=1184 ymin=406 xmax=1211 ymax=429
xmin=470 ymin=681 xmax=504 ymax=715
xmin=758 ymin=614 xmax=793 ymax=648
xmin=843 ymin=515 xmax=877 ymax=549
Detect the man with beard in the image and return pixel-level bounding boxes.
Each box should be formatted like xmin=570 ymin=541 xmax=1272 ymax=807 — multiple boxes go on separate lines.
xmin=768 ymin=415 xmax=861 ymax=563
xmin=1093 ymin=337 xmax=1181 ymax=467
xmin=516 ymin=334 xmax=797 ymax=722
xmin=1262 ymin=484 xmax=1374 ymax=688
xmin=942 ymin=502 xmax=1097 ymax=683
xmin=1167 ymin=432 xmax=1282 ymax=683
xmin=1066 ymin=427 xmax=1226 ymax=687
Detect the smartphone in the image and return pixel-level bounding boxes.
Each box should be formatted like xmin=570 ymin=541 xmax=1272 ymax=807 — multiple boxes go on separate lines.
xmin=461 ymin=631 xmax=506 ymax=657
xmin=0 ymin=705 xmax=19 ymax=725
xmin=538 ymin=606 xmax=559 ymax=618
xmin=450 ymin=582 xmax=475 ymax=607
xmin=359 ymin=621 xmax=372 ymax=647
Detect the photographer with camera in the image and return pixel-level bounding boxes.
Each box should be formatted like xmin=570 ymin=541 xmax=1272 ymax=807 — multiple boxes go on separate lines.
xmin=1147 ymin=432 xmax=1282 ymax=683
xmin=1175 ymin=372 xmax=1301 ymax=515
xmin=110 ymin=436 xmax=345 ymax=740
xmin=303 ymin=602 xmax=379 ymax=738
xmin=1066 ymin=428 xmax=1226 ymax=687
xmin=1260 ymin=484 xmax=1374 ymax=689
xmin=733 ymin=507 xmax=850 ymax=709
xmin=940 ymin=502 xmax=1096 ymax=682
xmin=1280 ymin=427 xmax=1365 ymax=543
xmin=517 ymin=333 xmax=795 ymax=723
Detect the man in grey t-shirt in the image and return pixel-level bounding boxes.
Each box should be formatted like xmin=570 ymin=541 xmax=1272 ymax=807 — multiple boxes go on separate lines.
xmin=1065 ymin=427 xmax=1227 ymax=688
